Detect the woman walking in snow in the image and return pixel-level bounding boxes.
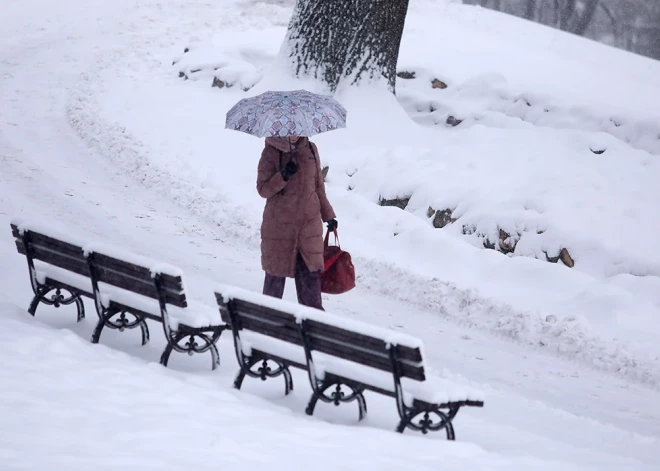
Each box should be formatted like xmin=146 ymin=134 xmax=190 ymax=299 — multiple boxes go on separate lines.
xmin=257 ymin=135 xmax=337 ymax=310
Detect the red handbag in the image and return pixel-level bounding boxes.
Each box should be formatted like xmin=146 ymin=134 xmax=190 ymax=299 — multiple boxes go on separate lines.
xmin=321 ymin=230 xmax=356 ymax=295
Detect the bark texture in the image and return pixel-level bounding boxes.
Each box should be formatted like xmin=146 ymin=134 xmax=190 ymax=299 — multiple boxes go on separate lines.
xmin=285 ymin=0 xmax=410 ymax=93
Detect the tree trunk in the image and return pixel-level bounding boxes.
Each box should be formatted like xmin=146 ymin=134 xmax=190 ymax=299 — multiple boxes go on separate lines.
xmin=524 ymin=0 xmax=537 ymax=20
xmin=573 ymin=0 xmax=600 ymax=36
xmin=550 ymin=0 xmax=561 ymax=27
xmin=650 ymin=6 xmax=660 ymax=59
xmin=284 ymin=0 xmax=410 ymax=94
xmin=559 ymin=0 xmax=577 ymax=31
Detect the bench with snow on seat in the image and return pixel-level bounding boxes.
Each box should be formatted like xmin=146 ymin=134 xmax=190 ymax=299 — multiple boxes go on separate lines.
xmin=10 ymin=220 xmax=225 ymax=369
xmin=215 ymin=286 xmax=484 ymax=437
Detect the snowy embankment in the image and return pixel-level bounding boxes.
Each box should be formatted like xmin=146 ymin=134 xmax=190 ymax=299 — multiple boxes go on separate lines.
xmin=2 ymin=0 xmax=660 ymax=469
xmin=0 ymin=305 xmax=490 ymax=471
xmin=3 ymin=303 xmax=651 ymax=471
xmin=73 ymin=0 xmax=660 ymax=385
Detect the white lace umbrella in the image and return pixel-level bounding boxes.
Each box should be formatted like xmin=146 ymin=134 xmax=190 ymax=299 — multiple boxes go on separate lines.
xmin=225 ymin=89 xmax=347 ymax=137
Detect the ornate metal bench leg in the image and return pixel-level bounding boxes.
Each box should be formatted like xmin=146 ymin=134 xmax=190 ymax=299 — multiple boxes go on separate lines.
xmin=160 ymin=334 xmax=185 ymax=367
xmin=234 ymin=368 xmax=248 ymax=390
xmin=234 ymin=357 xmax=293 ymax=393
xmin=160 ymin=331 xmax=221 ymax=370
xmin=444 ymin=405 xmax=460 ymax=440
xmin=305 ymin=390 xmax=322 ymax=416
xmin=27 ymin=287 xmax=52 ymax=316
xmin=74 ymin=296 xmax=85 ymax=322
xmin=396 ymin=416 xmax=409 ymax=434
xmin=306 ymin=381 xmax=367 ymax=420
xmin=27 ymin=286 xmax=84 ymax=322
xmin=92 ymin=310 xmax=148 ymax=346
xmin=356 ymin=391 xmax=367 ymax=421
xmin=445 ymin=420 xmax=456 ymax=440
xmin=396 ymin=407 xmax=458 ymax=438
xmin=91 ymin=314 xmax=108 ymax=344
xmin=139 ymin=319 xmax=150 ymax=346
xmin=283 ymin=366 xmax=293 ymax=395
xmin=160 ymin=335 xmax=179 ymax=367
xmin=209 ymin=342 xmax=220 ymax=371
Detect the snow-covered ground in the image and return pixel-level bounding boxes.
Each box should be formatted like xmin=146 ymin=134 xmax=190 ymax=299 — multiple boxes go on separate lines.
xmin=1 ymin=0 xmax=659 ymax=469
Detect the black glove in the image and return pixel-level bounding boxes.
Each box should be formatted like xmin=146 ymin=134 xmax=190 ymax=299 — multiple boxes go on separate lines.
xmin=281 ymin=161 xmax=298 ymax=181
xmin=326 ymin=219 xmax=338 ymax=231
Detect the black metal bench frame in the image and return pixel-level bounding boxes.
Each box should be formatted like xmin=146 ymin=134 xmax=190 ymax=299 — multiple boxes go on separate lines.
xmin=12 ymin=223 xmax=224 ymax=369
xmin=217 ymin=293 xmax=484 ymax=437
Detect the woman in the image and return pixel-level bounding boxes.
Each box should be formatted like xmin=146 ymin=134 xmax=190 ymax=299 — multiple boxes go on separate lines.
xmin=257 ymin=135 xmax=337 ymax=310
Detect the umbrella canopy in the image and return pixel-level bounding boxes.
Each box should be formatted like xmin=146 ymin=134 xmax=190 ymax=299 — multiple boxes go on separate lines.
xmin=225 ymin=89 xmax=347 ymax=138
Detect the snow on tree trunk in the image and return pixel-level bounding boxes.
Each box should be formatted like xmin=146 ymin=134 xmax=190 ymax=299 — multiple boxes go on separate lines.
xmin=284 ymin=0 xmax=410 ymax=94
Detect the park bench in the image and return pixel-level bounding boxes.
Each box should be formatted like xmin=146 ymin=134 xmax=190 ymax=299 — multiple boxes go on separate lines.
xmin=215 ymin=285 xmax=484 ymax=437
xmin=10 ymin=220 xmax=224 ymax=369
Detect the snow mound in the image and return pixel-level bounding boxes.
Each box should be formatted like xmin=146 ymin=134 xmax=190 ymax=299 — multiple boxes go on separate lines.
xmin=0 ymin=303 xmax=494 ymax=470
xmin=171 ymin=4 xmax=660 ymax=281
xmin=67 ymin=0 xmax=660 ymax=386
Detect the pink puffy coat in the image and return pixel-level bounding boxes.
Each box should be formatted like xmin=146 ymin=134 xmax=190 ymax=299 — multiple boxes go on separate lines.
xmin=257 ymin=137 xmax=336 ymax=278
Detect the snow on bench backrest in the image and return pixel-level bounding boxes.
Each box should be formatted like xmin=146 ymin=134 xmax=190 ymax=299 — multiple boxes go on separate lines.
xmin=11 ymin=221 xmax=90 ymax=281
xmin=216 ymin=285 xmax=427 ymax=380
xmin=83 ymin=243 xmax=186 ymax=309
xmin=11 ymin=219 xmax=188 ymax=315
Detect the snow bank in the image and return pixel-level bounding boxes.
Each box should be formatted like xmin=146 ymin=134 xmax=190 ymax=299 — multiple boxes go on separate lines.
xmin=0 ymin=301 xmax=630 ymax=471
xmin=3 ymin=0 xmax=660 ymax=468
xmin=167 ymin=2 xmax=660 ymax=280
xmin=67 ymin=0 xmax=660 ymax=386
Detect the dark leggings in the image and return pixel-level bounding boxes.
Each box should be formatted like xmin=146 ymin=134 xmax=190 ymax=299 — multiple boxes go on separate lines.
xmin=263 ymin=253 xmax=324 ymax=310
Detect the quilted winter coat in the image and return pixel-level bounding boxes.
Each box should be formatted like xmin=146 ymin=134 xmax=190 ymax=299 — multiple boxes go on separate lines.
xmin=257 ymin=136 xmax=336 ymax=278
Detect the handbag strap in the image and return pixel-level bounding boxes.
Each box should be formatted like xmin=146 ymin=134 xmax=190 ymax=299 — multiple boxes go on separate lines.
xmin=308 ymin=142 xmax=317 ymax=161
xmin=309 ymin=141 xmax=320 ymax=189
xmin=324 ymin=229 xmax=340 ymax=249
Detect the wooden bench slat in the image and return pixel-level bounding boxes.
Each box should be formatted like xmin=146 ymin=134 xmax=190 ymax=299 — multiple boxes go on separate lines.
xmin=13 ymin=226 xmax=183 ymax=292
xmin=91 ymin=252 xmax=184 ymax=292
xmin=309 ymin=333 xmax=426 ymax=380
xmin=323 ymin=372 xmax=397 ymax=398
xmin=238 ymin=315 xmax=426 ymax=380
xmin=218 ymin=305 xmax=231 ymax=324
xmin=45 ymin=278 xmax=177 ymax=327
xmin=94 ymin=266 xmax=187 ymax=308
xmin=14 ymin=230 xmax=84 ymax=260
xmin=17 ymin=240 xmax=187 ymax=308
xmin=250 ymin=348 xmax=308 ymax=371
xmin=224 ymin=299 xmax=301 ymax=333
xmin=44 ymin=278 xmax=94 ymax=299
xmin=308 ymin=335 xmax=425 ymax=380
xmin=237 ymin=315 xmax=303 ymax=346
xmin=220 ymin=301 xmax=425 ymax=381
xmin=305 ymin=319 xmax=423 ymax=363
xmin=219 ymin=295 xmax=423 ymax=364
xmin=216 ymin=288 xmax=484 ymax=433
xmin=17 ymin=240 xmax=91 ymax=278
xmin=218 ymin=294 xmax=425 ymax=380
xmin=107 ymin=301 xmax=162 ymax=323
xmin=41 ymin=277 xmax=161 ymax=322
xmin=308 ymin=335 xmax=394 ymax=372
xmin=14 ymin=227 xmax=187 ymax=309
xmin=412 ymin=398 xmax=485 ymax=409
xmin=229 ymin=299 xmax=297 ymax=325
